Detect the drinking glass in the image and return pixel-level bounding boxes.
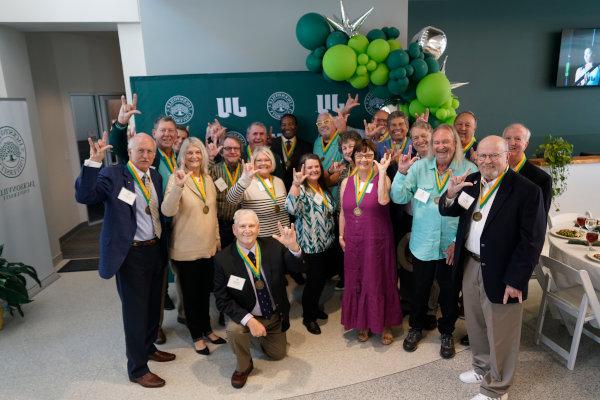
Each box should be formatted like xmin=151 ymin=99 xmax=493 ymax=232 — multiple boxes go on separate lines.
xmin=586 ymin=230 xmax=599 ymax=252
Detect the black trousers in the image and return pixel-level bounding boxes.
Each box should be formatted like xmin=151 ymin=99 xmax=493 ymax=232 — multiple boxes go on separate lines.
xmin=302 ymin=246 xmax=334 ymax=321
xmin=218 ymin=218 xmax=235 ymax=249
xmin=115 ymin=243 xmax=164 ymax=379
xmin=409 ymin=256 xmax=458 ymax=335
xmin=172 ymin=258 xmax=214 ymax=341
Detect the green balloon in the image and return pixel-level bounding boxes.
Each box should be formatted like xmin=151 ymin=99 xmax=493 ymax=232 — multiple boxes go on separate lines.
xmin=396 ymin=67 xmax=407 ymax=79
xmin=357 ymin=53 xmax=369 ymax=65
xmin=296 ymin=13 xmax=330 ymax=50
xmin=410 ymin=58 xmax=429 ymax=81
xmin=399 ymin=103 xmax=410 ymax=116
xmin=446 ymin=107 xmax=456 ymax=118
xmin=370 ymin=63 xmax=389 ymax=85
xmin=445 ymin=115 xmax=457 ymax=125
xmin=405 ymin=64 xmax=414 ymax=76
xmin=348 ymin=34 xmax=369 ymax=54
xmin=356 ymin=65 xmax=368 ymax=76
xmin=416 ymin=72 xmax=452 ymax=107
xmin=387 ymin=39 xmax=402 ymax=51
xmin=443 ymin=98 xmax=453 ymax=108
xmin=435 ymin=108 xmax=448 ymax=120
xmin=386 ymin=50 xmax=410 ymax=69
xmin=313 ymin=46 xmax=327 ymax=59
xmin=367 ymin=39 xmax=391 ymax=63
xmin=370 ymin=84 xmax=391 ymax=99
xmin=326 ymin=31 xmax=349 ymax=48
xmin=367 ymin=29 xmax=386 ymax=41
xmin=388 ymin=78 xmax=408 ymax=95
xmin=387 ymin=27 xmax=400 ymax=39
xmin=322 ymin=44 xmax=357 ymax=81
xmin=409 ymin=99 xmax=427 ymax=118
xmin=349 ymin=74 xmax=370 ymax=89
xmin=366 ymin=60 xmax=377 ymax=71
xmin=425 ymin=57 xmax=440 ymax=73
xmin=452 ymin=98 xmax=460 ymax=109
xmin=306 ymin=53 xmax=322 ymax=72
xmin=408 ymin=42 xmax=421 ymax=59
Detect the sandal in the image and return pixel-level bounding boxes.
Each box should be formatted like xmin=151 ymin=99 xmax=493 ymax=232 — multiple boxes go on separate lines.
xmin=357 ymin=329 xmax=371 ymax=342
xmin=381 ymin=328 xmax=394 ymax=345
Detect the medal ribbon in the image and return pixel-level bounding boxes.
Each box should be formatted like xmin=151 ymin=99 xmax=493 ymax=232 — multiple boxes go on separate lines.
xmin=247 ymin=145 xmax=253 ymax=161
xmin=321 ymin=131 xmax=339 ymax=154
xmin=223 ymin=163 xmax=241 ymax=186
xmin=435 ymin=167 xmax=451 ymax=193
xmin=282 ymin=138 xmax=297 ymax=160
xmin=354 ymin=168 xmax=376 ymax=208
xmin=463 ymin=137 xmax=476 ymax=154
xmin=257 ymin=175 xmax=278 ymax=206
xmin=191 ymin=174 xmax=207 ymax=204
xmin=158 ymin=148 xmax=177 ymax=174
xmin=236 ymin=243 xmax=262 ymax=279
xmin=394 ymin=137 xmax=408 ymax=154
xmin=126 ymin=161 xmax=151 ymax=206
xmin=513 ymin=154 xmax=526 ymax=173
xmin=378 ymin=131 xmax=390 ymax=143
xmin=479 ymin=169 xmax=507 ymax=208
xmin=308 ymin=183 xmax=330 ymax=209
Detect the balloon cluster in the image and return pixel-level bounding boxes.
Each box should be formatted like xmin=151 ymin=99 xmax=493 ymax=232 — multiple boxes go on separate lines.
xmin=296 ymin=13 xmax=460 ymax=125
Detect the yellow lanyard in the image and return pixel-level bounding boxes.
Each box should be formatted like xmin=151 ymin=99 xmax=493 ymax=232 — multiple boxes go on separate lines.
xmin=463 ymin=137 xmax=476 ymax=154
xmin=126 ymin=161 xmax=151 ymax=205
xmin=257 ymin=175 xmax=278 ymax=204
xmin=191 ymin=174 xmax=207 ymax=203
xmin=394 ymin=137 xmax=408 ymax=153
xmin=308 ymin=183 xmax=330 ymax=208
xmin=282 ymin=138 xmax=297 ymax=160
xmin=247 ymin=145 xmax=253 ymax=161
xmin=158 ymin=148 xmax=177 ymax=174
xmin=513 ymin=155 xmax=526 ymax=173
xmin=223 ymin=163 xmax=241 ymax=186
xmin=236 ymin=243 xmax=262 ymax=279
xmin=378 ymin=131 xmax=390 ymax=143
xmin=321 ymin=131 xmax=339 ymax=154
xmin=479 ymin=169 xmax=506 ymax=208
xmin=354 ymin=169 xmax=375 ymax=207
xmin=435 ymin=167 xmax=451 ymax=193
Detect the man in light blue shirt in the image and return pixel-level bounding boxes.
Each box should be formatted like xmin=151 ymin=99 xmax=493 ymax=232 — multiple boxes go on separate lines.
xmin=391 ymin=124 xmax=476 ymax=359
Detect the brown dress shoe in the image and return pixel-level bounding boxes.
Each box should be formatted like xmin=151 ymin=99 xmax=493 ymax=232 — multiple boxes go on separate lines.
xmin=231 ymin=360 xmax=254 ymax=389
xmin=148 ymin=350 xmax=176 ymax=362
xmin=130 ymin=372 xmax=165 ymax=388
xmin=154 ymin=327 xmax=166 ymax=345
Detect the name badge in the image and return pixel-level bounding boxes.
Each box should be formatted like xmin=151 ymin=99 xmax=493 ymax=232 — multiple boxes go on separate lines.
xmin=458 ymin=191 xmax=475 ymax=209
xmin=118 ymin=187 xmax=136 ymax=205
xmin=313 ymin=193 xmax=324 ymax=205
xmin=214 ymin=177 xmax=228 ymax=192
xmin=227 ymin=275 xmax=246 ymax=291
xmin=366 ymin=183 xmax=374 ymax=193
xmin=257 ymin=181 xmax=266 ymax=192
xmin=414 ymin=187 xmax=430 ymax=203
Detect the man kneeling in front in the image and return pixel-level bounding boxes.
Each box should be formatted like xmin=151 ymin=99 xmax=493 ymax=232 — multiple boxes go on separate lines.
xmin=213 ymin=209 xmax=305 ymax=388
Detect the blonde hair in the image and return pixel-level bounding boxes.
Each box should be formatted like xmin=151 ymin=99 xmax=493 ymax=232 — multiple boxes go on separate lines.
xmin=251 ymin=146 xmax=276 ymax=173
xmin=177 ymin=137 xmax=209 ymax=174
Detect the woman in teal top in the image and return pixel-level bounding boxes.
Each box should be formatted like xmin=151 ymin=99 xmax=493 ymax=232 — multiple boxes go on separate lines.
xmin=390 ymin=124 xmax=476 ymax=360
xmin=285 ymin=154 xmax=336 ymax=335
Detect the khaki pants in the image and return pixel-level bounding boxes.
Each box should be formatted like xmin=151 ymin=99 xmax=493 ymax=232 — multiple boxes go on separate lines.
xmin=463 ymin=256 xmax=523 ymax=398
xmin=226 ymin=313 xmax=287 ymax=372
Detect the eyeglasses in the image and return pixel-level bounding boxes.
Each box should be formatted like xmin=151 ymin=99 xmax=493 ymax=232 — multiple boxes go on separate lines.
xmin=223 ymin=146 xmax=241 ymax=152
xmin=315 ymin=119 xmax=332 ymax=127
xmin=355 ymin=153 xmax=375 ymax=160
xmin=476 ymin=152 xmax=506 ymax=161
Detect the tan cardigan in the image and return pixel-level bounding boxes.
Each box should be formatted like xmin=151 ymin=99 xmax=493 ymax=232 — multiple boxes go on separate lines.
xmin=161 ymin=173 xmax=220 ymax=261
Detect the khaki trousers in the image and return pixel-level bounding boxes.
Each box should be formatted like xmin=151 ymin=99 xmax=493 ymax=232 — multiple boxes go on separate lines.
xmin=226 ymin=313 xmax=287 ymax=372
xmin=463 ymin=256 xmax=523 ymax=398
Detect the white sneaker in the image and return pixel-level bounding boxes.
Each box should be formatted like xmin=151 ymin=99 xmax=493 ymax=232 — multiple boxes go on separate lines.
xmin=459 ymin=370 xmax=483 ymax=384
xmin=470 ymin=393 xmax=508 ymax=400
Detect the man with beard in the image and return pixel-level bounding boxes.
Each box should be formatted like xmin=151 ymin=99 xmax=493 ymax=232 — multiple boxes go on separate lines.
xmin=271 ymin=114 xmax=312 ymax=189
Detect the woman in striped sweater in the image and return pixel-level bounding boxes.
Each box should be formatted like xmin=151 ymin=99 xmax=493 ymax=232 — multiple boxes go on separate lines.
xmin=226 ymin=146 xmax=290 ymax=237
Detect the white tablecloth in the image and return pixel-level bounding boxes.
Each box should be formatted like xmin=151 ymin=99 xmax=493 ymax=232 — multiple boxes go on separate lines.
xmin=548 ymin=231 xmax=600 ymax=290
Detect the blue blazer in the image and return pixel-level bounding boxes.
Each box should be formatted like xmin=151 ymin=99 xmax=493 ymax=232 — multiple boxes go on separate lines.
xmin=75 ymin=164 xmax=166 ymax=279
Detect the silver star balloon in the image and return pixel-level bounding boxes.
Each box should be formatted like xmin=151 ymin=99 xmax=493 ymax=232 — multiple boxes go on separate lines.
xmin=441 ymin=56 xmax=470 ymax=89
xmin=326 ymin=1 xmax=374 ymax=37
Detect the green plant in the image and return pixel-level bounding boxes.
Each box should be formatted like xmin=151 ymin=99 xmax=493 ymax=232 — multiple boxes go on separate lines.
xmin=0 ymin=244 xmax=41 ymax=317
xmin=536 ymin=135 xmax=573 ymax=210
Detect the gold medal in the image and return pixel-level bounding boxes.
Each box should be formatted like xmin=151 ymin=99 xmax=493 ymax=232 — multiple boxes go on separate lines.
xmin=203 ymin=205 xmax=209 ymax=214
xmin=274 ymin=204 xmax=281 ymax=213
xmin=255 ymin=280 xmax=265 ymax=290
xmin=320 ymin=157 xmax=325 ymax=161
xmin=433 ymin=197 xmax=440 ymax=205
xmin=472 ymin=211 xmax=483 ymax=222
xmin=353 ymin=207 xmax=362 ymax=217
xmin=145 ymin=205 xmax=151 ymax=215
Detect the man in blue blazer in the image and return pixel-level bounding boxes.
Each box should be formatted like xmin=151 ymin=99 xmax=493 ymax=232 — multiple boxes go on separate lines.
xmin=75 ymin=132 xmax=175 ymax=388
xmin=439 ymin=136 xmax=545 ymax=400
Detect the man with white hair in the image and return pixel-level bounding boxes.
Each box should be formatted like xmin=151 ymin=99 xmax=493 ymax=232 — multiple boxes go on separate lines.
xmin=213 ymin=209 xmax=305 ymax=389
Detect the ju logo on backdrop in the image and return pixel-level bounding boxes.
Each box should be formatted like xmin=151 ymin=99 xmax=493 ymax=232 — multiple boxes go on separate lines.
xmin=217 ymin=97 xmax=247 ymax=118
xmin=0 ymin=126 xmax=26 ymax=179
xmin=165 ymin=95 xmax=194 ymax=124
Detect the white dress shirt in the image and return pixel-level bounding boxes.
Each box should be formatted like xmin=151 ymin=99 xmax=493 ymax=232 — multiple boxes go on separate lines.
xmin=464 ymin=174 xmax=502 ymax=255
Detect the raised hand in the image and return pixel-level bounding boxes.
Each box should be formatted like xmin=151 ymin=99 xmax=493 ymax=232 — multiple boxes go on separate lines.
xmin=416 ymin=108 xmax=430 ymax=123
xmin=363 ymin=119 xmax=386 ymax=140
xmin=117 ymin=94 xmax=141 ymax=125
xmin=207 ymin=119 xmax=226 ymax=144
xmin=174 ymin=169 xmax=192 ymax=187
xmin=272 ymin=222 xmax=300 ymax=252
xmin=292 ymin=165 xmax=308 ymax=187
xmin=374 ymin=152 xmax=392 ymax=174
xmin=206 ymin=141 xmax=223 ymax=161
xmin=397 ymin=145 xmax=418 ymax=175
xmin=328 ymin=161 xmax=347 ymax=175
xmin=446 ymin=168 xmax=473 ymax=199
xmin=332 ymin=113 xmax=348 ymax=132
xmin=88 ymin=131 xmax=112 ymax=163
xmin=240 ymin=160 xmax=256 ymax=180
xmin=335 ymin=93 xmax=360 ymax=116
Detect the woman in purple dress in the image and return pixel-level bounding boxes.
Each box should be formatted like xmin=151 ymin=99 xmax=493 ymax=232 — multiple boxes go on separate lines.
xmin=339 ymin=139 xmax=402 ymax=345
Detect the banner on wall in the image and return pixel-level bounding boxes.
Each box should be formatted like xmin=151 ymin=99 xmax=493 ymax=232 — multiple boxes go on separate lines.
xmin=131 ymin=71 xmax=388 ymax=142
xmin=0 ymin=99 xmax=55 ymax=289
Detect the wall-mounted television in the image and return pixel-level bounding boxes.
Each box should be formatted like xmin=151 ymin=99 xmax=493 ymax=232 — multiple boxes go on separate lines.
xmin=556 ymin=28 xmax=600 ymax=87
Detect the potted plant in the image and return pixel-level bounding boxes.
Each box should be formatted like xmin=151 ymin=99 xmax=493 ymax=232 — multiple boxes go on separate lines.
xmin=536 ymin=135 xmax=573 ymax=211
xmin=0 ymin=244 xmax=41 ymax=330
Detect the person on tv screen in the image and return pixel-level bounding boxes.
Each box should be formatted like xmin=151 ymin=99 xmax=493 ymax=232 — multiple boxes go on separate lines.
xmin=574 ymin=47 xmax=600 ymax=86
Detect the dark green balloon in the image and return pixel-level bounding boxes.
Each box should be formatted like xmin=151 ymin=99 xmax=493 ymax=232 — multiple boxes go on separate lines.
xmin=313 ymin=46 xmax=327 ymax=59
xmin=381 ymin=27 xmax=390 ymax=38
xmin=387 ymin=27 xmax=400 ymax=39
xmin=405 ymin=64 xmax=414 ymax=77
xmin=425 ymin=57 xmax=440 ymax=73
xmin=326 ymin=31 xmax=349 ymax=48
xmin=296 ymin=13 xmax=330 ymax=50
xmin=306 ymin=54 xmax=322 ymax=72
xmin=388 ymin=77 xmax=409 ymax=95
xmin=408 ymin=42 xmax=421 ymax=59
xmin=386 ymin=49 xmax=410 ymax=69
xmin=370 ymin=84 xmax=391 ymax=99
xmin=396 ymin=67 xmax=407 ymax=79
xmin=410 ymin=58 xmax=429 ymax=81
xmin=367 ymin=29 xmax=386 ymax=41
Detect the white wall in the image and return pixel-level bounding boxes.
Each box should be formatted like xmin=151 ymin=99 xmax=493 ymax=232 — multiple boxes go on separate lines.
xmin=26 ymin=32 xmax=125 ymax=261
xmin=0 ymin=0 xmax=139 ymax=23
xmin=546 ymin=163 xmax=600 ymax=218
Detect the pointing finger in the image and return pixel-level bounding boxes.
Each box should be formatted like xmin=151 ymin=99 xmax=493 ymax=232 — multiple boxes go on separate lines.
xmin=120 ymin=95 xmax=126 ymax=106
xmin=132 ymin=93 xmax=138 ymax=107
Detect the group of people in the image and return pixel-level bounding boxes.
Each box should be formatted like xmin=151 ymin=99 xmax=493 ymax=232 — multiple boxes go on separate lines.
xmin=75 ymin=92 xmax=552 ymax=400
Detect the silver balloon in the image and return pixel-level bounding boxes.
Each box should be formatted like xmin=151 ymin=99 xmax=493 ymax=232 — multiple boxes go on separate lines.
xmin=326 ymin=1 xmax=374 ymax=37
xmin=411 ymin=26 xmax=447 ymax=60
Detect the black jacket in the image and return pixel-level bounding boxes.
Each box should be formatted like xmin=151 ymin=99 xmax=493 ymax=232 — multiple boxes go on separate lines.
xmin=213 ymin=237 xmax=306 ymax=331
xmin=438 ymin=169 xmax=546 ymax=303
xmin=519 ymin=160 xmax=552 ymax=216
xmin=271 ymin=136 xmax=313 ymax=189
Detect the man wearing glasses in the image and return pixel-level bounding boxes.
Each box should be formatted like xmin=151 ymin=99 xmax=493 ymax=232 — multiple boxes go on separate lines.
xmin=439 ymin=136 xmax=545 ymax=400
xmin=313 ymin=112 xmax=345 ymax=176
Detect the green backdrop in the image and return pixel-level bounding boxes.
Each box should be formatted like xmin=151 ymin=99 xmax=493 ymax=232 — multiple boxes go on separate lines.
xmin=131 ymin=71 xmax=389 ymax=144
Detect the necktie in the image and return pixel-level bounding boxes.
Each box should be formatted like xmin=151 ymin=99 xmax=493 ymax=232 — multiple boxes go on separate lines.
xmin=285 ymin=140 xmax=292 ymax=153
xmin=142 ymin=174 xmax=162 ymax=239
xmin=248 ymin=251 xmax=273 ymax=319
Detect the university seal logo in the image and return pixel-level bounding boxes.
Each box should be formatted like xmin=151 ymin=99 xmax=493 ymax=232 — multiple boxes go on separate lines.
xmin=0 ymin=126 xmax=26 ymax=178
xmin=266 ymin=92 xmax=295 ymax=120
xmin=165 ymin=95 xmax=194 ymax=124
xmin=225 ymin=131 xmax=248 ymax=146
xmin=364 ymin=91 xmax=387 ymax=116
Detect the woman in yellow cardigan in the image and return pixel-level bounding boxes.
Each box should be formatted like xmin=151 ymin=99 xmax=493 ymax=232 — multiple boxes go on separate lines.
xmin=161 ymin=137 xmax=225 ymax=355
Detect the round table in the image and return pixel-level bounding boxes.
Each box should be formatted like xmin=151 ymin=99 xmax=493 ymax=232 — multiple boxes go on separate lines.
xmin=548 ymin=230 xmax=600 ymax=290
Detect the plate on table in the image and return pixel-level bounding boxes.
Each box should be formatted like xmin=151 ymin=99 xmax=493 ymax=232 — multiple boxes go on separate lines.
xmin=585 ymin=253 xmax=600 ymax=263
xmin=550 ymin=227 xmax=584 ymax=239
